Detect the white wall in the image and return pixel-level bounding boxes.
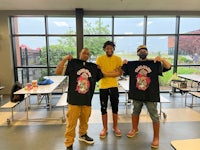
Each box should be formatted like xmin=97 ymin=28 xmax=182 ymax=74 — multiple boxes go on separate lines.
xmin=0 ymin=14 xmax=14 ymax=94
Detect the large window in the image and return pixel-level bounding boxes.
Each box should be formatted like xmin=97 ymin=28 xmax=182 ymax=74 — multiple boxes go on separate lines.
xmin=11 ymin=16 xmax=76 ymax=84
xmin=11 ymin=14 xmax=200 ymax=91
xmin=83 ymin=16 xmax=176 ymax=91
xmin=83 ymin=17 xmax=112 ymax=60
xmin=114 ymin=17 xmax=144 ymax=34
xmin=176 ymin=17 xmax=200 ymax=79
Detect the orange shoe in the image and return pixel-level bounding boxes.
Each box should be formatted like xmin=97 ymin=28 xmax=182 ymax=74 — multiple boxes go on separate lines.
xmin=99 ymin=129 xmax=107 ymax=138
xmin=112 ymin=128 xmax=122 ymax=137
xmin=126 ymin=130 xmax=139 ymax=138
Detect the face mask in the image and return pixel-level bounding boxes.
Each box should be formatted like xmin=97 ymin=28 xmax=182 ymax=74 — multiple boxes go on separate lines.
xmin=139 ymin=53 xmax=147 ymax=59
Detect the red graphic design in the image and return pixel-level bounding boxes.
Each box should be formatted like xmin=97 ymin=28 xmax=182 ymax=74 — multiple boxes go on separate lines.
xmin=136 ymin=68 xmax=151 ymax=91
xmin=76 ymin=72 xmax=90 ymax=94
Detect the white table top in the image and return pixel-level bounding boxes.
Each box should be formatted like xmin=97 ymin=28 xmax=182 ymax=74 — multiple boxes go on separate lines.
xmin=171 ymin=139 xmax=200 ymax=150
xmin=45 ymin=76 xmax=66 ymax=83
xmin=178 ymin=74 xmax=200 ymax=83
xmin=14 ymin=76 xmax=66 ymax=95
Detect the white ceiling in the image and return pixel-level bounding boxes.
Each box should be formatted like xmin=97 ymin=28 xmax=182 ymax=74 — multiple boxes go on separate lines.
xmin=0 ymin=0 xmax=200 ymax=11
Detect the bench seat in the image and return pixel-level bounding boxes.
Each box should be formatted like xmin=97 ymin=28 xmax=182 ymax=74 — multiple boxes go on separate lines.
xmin=189 ymin=91 xmax=200 ymax=97
xmin=56 ymin=93 xmax=68 ymax=122
xmin=1 ymin=101 xmax=20 ymax=124
xmin=186 ymin=92 xmax=200 ymax=107
xmin=56 ymin=93 xmax=68 ymax=107
xmin=0 ymin=94 xmax=30 ymax=125
xmin=1 ymin=101 xmax=19 ymax=109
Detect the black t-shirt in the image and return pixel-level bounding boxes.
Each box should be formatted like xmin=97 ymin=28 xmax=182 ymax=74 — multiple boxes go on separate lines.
xmin=122 ymin=60 xmax=165 ymax=102
xmin=65 ymin=59 xmax=103 ymax=106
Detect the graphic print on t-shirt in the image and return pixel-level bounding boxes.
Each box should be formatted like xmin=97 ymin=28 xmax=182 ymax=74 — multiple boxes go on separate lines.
xmin=135 ymin=65 xmax=152 ymax=91
xmin=76 ymin=68 xmax=91 ymax=94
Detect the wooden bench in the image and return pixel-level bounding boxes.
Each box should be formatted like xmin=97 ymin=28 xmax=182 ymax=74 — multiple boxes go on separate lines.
xmin=187 ymin=91 xmax=200 ymax=107
xmin=56 ymin=93 xmax=68 ymax=122
xmin=0 ymin=94 xmax=30 ymax=125
xmin=1 ymin=101 xmax=20 ymax=122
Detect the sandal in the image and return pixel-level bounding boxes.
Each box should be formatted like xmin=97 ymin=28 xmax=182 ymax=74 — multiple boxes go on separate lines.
xmin=112 ymin=128 xmax=122 ymax=137
xmin=99 ymin=129 xmax=107 ymax=138
xmin=126 ymin=130 xmax=139 ymax=138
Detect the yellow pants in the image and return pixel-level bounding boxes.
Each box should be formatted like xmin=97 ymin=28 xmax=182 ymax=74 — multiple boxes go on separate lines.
xmin=64 ymin=104 xmax=91 ymax=147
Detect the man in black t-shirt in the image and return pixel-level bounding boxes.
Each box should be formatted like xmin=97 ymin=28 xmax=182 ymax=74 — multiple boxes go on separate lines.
xmin=122 ymin=45 xmax=171 ymax=149
xmin=57 ymin=48 xmax=103 ymax=150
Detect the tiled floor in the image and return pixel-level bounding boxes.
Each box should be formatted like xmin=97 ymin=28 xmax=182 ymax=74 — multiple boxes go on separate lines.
xmin=0 ymin=92 xmax=200 ymax=150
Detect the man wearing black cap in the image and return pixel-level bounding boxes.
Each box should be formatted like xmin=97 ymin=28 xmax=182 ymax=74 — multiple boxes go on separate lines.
xmin=122 ymin=45 xmax=171 ymax=149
